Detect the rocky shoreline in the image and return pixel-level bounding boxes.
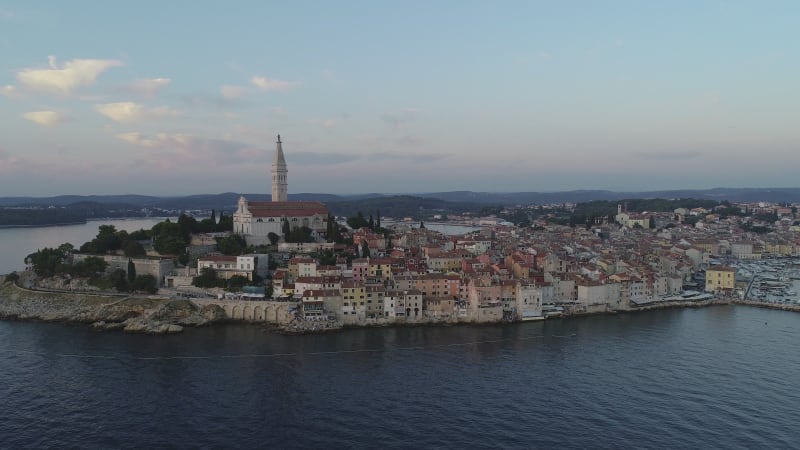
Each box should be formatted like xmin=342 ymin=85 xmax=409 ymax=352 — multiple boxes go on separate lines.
xmin=0 ymin=279 xmax=225 ymax=334
xmin=3 ymin=273 xmax=796 ymax=336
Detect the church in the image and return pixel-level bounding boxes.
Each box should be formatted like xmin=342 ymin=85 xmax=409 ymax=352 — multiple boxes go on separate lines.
xmin=233 ymin=135 xmax=329 ymax=244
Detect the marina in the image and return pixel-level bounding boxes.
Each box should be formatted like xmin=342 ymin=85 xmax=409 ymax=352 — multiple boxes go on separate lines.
xmin=709 ymin=258 xmax=800 ymax=306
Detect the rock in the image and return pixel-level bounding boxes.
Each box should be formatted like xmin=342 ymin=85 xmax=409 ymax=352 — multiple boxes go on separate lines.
xmin=200 ymin=304 xmax=226 ymax=321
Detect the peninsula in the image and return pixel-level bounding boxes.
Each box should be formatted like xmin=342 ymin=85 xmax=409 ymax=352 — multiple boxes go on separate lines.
xmin=4 ymin=136 xmax=800 ymax=334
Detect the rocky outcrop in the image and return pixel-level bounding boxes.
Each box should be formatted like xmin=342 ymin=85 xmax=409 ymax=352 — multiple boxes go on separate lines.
xmin=0 ymin=281 xmax=223 ymax=334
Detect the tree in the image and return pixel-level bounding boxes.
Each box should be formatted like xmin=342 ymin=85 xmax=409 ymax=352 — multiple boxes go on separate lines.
xmin=361 ymin=241 xmax=370 ymax=257
xmin=286 ymin=226 xmax=314 ymax=243
xmin=4 ymin=272 xmax=19 ymax=284
xmin=419 ymin=221 xmax=425 ymax=229
xmin=347 ymin=212 xmax=369 ymax=230
xmin=226 ymin=275 xmax=249 ymax=292
xmin=282 ymin=218 xmax=291 ymax=238
xmin=127 ymin=259 xmax=136 ymax=284
xmin=210 ymin=209 xmax=216 ymax=223
xmin=123 ymin=240 xmax=146 ymax=257
xmin=193 ymin=268 xmax=223 ymax=288
xmin=131 ymin=274 xmax=158 ymax=294
xmin=109 ymin=268 xmax=129 ymax=292
xmin=216 ymin=212 xmax=233 ymax=232
xmin=216 ymin=234 xmax=247 ymax=255
xmin=268 ymin=232 xmax=280 ymax=246
xmin=26 ymin=247 xmax=66 ymax=277
xmin=376 ymin=209 xmax=381 ymax=229
xmin=369 ymin=214 xmax=375 ymax=230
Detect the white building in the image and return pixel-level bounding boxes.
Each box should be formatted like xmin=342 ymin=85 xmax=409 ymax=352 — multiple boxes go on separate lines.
xmin=232 ymin=135 xmax=329 ymax=245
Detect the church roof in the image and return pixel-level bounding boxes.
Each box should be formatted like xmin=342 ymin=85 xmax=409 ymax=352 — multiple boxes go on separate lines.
xmin=247 ymin=201 xmax=328 ymax=217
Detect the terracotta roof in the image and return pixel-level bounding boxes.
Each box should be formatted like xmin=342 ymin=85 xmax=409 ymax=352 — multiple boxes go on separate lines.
xmin=247 ymin=201 xmax=328 ymax=218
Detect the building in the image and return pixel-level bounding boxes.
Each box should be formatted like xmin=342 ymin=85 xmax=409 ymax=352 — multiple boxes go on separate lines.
xmin=705 ymin=265 xmax=735 ymax=293
xmin=232 ymin=135 xmax=329 ymax=245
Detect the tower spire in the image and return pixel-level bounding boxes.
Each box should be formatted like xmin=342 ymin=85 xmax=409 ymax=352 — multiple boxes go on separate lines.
xmin=272 ymin=133 xmax=288 ymax=202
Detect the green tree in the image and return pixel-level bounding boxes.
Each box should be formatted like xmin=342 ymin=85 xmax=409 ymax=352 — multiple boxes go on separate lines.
xmin=369 ymin=214 xmax=375 ymax=230
xmin=376 ymin=210 xmax=381 ymax=229
xmin=4 ymin=272 xmax=19 ymax=284
xmin=361 ymin=241 xmax=370 ymax=257
xmin=226 ymin=275 xmax=249 ymax=292
xmin=127 ymin=259 xmax=136 ymax=284
xmin=216 ymin=212 xmax=233 ymax=232
xmin=282 ymin=218 xmax=291 ymax=238
xmin=131 ymin=274 xmax=158 ymax=294
xmin=123 ymin=240 xmax=146 ymax=257
xmin=193 ymin=268 xmax=224 ymax=288
xmin=26 ymin=247 xmax=66 ymax=277
xmin=268 ymin=232 xmax=280 ymax=246
xmin=109 ymin=268 xmax=129 ymax=292
xmin=347 ymin=212 xmax=369 ymax=229
xmin=216 ymin=234 xmax=247 ymax=255
xmin=286 ymin=226 xmax=314 ymax=243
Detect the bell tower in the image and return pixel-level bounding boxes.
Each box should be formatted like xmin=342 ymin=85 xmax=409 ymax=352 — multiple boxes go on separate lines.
xmin=271 ymin=134 xmax=288 ymax=202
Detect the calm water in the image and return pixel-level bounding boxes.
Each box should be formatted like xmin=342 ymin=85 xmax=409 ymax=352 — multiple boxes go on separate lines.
xmin=1 ymin=306 xmax=798 ymax=448
xmin=0 ymin=219 xmax=171 ymax=275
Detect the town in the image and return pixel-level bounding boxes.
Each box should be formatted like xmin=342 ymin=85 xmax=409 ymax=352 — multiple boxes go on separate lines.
xmin=13 ymin=136 xmax=800 ymax=333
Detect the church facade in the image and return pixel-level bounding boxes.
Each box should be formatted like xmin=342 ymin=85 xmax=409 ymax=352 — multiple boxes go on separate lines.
xmin=233 ymin=135 xmax=329 ymax=244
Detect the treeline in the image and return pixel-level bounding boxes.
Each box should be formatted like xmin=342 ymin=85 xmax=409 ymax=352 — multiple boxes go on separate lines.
xmin=0 ymin=208 xmax=86 ymax=226
xmin=327 ymin=195 xmax=492 ymax=220
xmin=0 ymin=201 xmax=179 ymax=227
xmin=24 ymin=247 xmax=158 ymax=293
xmin=568 ymin=198 xmax=723 ymax=226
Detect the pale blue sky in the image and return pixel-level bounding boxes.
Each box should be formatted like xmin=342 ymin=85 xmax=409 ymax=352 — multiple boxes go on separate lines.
xmin=1 ymin=1 xmax=799 ymax=196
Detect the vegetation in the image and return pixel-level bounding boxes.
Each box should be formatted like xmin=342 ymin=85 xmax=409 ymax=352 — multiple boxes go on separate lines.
xmin=347 ymin=212 xmax=370 ymax=230
xmin=193 ymin=268 xmax=225 ymax=289
xmin=216 ymin=234 xmax=247 ymax=255
xmin=191 ymin=268 xmax=253 ymax=292
xmin=0 ymin=208 xmax=86 ymax=227
xmin=568 ymin=199 xmax=722 ymax=227
xmin=131 ymin=274 xmax=158 ymax=294
xmin=285 ymin=226 xmax=314 ymax=243
xmin=4 ymin=272 xmax=19 ymax=284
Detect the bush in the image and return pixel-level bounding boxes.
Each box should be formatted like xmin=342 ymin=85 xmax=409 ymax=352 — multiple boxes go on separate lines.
xmin=4 ymin=272 xmax=19 ymax=284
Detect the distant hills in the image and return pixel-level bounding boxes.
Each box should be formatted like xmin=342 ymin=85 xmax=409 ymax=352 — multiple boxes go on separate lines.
xmin=3 ymin=188 xmax=800 ymax=210
xmin=3 ymin=187 xmax=800 ymax=227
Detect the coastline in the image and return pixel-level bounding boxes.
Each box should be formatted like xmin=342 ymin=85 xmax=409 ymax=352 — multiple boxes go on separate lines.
xmin=3 ymin=276 xmax=770 ymax=337
xmin=0 ymin=280 xmax=225 ymax=334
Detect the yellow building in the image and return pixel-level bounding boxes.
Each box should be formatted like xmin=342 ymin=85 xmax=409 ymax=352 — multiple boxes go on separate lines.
xmin=705 ymin=265 xmax=735 ymax=293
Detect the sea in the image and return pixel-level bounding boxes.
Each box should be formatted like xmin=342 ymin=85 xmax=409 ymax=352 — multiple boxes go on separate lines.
xmin=2 ymin=224 xmax=800 ymax=448
xmin=1 ymin=307 xmax=799 ymax=448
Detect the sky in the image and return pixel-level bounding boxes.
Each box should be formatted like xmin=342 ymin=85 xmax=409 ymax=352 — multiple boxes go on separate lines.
xmin=1 ymin=1 xmax=799 ymax=196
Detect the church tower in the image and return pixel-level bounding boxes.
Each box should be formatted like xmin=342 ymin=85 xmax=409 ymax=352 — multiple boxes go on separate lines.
xmin=272 ymin=134 xmax=288 ymax=202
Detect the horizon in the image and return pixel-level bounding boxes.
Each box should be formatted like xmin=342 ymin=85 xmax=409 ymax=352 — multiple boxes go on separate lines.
xmin=2 ymin=2 xmax=800 ymax=195
xmin=3 ymin=185 xmax=800 ymax=201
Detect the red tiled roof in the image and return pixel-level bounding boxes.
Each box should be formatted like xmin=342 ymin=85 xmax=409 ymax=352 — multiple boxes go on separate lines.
xmin=247 ymin=201 xmax=328 ymax=218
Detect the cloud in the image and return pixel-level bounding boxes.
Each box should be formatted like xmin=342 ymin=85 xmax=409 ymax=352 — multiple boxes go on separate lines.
xmin=114 ymin=131 xmax=263 ymax=170
xmin=0 ymin=148 xmax=23 ymax=174
xmin=95 ymin=102 xmax=179 ymax=122
xmin=21 ymin=110 xmax=67 ymax=127
xmin=633 ymin=151 xmax=702 ymax=160
xmin=221 ymin=85 xmax=248 ymax=100
xmin=118 ymin=78 xmax=171 ymax=97
xmin=308 ymin=118 xmax=337 ymax=128
xmin=251 ymin=76 xmax=300 ymax=91
xmin=1 ymin=85 xmax=17 ymax=97
xmin=380 ymin=108 xmax=418 ymax=128
xmin=17 ymin=56 xmax=122 ymax=95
